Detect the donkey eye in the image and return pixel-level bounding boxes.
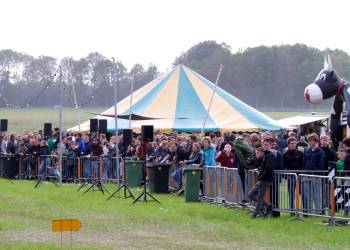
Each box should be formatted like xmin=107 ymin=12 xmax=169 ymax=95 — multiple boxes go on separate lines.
xmin=320 ymin=73 xmax=326 ymax=81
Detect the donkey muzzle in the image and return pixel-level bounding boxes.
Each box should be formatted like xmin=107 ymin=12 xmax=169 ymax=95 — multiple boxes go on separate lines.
xmin=304 ymin=83 xmax=323 ymax=104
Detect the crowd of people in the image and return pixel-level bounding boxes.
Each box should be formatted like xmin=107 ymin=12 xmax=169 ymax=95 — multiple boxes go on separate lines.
xmin=1 ymin=128 xmax=350 ymax=217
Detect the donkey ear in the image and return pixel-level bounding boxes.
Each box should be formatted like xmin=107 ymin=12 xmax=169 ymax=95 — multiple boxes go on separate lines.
xmin=324 ymin=54 xmax=328 ymax=69
xmin=326 ymin=54 xmax=333 ymax=71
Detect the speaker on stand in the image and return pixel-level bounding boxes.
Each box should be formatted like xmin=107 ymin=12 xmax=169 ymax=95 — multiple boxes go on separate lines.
xmin=44 ymin=123 xmax=52 ymax=138
xmin=107 ymin=128 xmax=135 ymax=201
xmin=132 ymin=125 xmax=159 ymax=204
xmin=98 ymin=119 xmax=107 ymax=134
xmin=0 ymin=119 xmax=8 ymax=132
xmin=90 ymin=119 xmax=98 ymax=133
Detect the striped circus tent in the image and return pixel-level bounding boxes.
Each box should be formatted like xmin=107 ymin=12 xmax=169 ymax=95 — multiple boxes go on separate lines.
xmin=69 ymin=65 xmax=284 ymax=132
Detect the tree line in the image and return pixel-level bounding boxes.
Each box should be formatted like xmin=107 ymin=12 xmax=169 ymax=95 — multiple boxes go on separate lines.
xmin=0 ymin=50 xmax=158 ymax=108
xmin=2 ymin=42 xmax=350 ymax=109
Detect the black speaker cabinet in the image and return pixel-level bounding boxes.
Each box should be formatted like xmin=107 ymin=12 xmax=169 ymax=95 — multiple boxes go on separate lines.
xmin=141 ymin=125 xmax=154 ymax=142
xmin=90 ymin=119 xmax=98 ymax=133
xmin=99 ymin=119 xmax=107 ymax=134
xmin=123 ymin=129 xmax=133 ymax=147
xmin=0 ymin=119 xmax=8 ymax=132
xmin=44 ymin=123 xmax=52 ymax=137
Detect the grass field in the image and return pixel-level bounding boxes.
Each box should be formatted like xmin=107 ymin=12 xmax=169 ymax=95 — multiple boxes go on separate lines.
xmin=0 ymin=179 xmax=349 ymax=250
xmin=0 ymin=108 xmax=329 ymax=134
xmin=0 ymin=108 xmax=103 ymax=133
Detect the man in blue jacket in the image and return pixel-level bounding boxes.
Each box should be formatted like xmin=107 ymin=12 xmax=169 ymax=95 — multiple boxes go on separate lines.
xmin=302 ymin=133 xmax=325 ymax=215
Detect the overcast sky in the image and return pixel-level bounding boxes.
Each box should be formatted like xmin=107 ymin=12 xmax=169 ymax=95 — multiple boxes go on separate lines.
xmin=1 ymin=0 xmax=349 ymax=71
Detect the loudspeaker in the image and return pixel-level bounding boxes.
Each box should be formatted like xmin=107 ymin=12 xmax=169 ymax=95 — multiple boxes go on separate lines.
xmin=123 ymin=129 xmax=133 ymax=147
xmin=90 ymin=119 xmax=98 ymax=132
xmin=99 ymin=119 xmax=107 ymax=134
xmin=1 ymin=156 xmax=18 ymax=179
xmin=44 ymin=123 xmax=52 ymax=137
xmin=141 ymin=125 xmax=154 ymax=142
xmin=0 ymin=119 xmax=8 ymax=132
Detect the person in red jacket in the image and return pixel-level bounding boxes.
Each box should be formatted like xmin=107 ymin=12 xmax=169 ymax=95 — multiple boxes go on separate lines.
xmin=215 ymin=144 xmax=235 ymax=168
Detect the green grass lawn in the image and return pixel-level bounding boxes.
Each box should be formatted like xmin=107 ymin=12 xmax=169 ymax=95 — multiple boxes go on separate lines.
xmin=0 ymin=108 xmax=330 ymax=134
xmin=0 ymin=178 xmax=349 ymax=250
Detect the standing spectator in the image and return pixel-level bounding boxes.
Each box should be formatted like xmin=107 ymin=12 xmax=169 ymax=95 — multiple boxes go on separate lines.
xmin=283 ymin=137 xmax=303 ymax=211
xmin=234 ymin=136 xmax=254 ymax=203
xmin=250 ymin=133 xmax=261 ymax=149
xmin=336 ymin=148 xmax=346 ymax=171
xmin=303 ymin=133 xmax=325 ymax=215
xmin=248 ymin=138 xmax=276 ymax=218
xmin=320 ymin=134 xmax=336 ymax=171
xmin=6 ymin=134 xmax=17 ymax=154
xmin=90 ymin=137 xmax=103 ymax=174
xmin=1 ymin=134 xmax=8 ymax=154
xmin=276 ymin=132 xmax=287 ymax=152
xmin=216 ymin=144 xmax=235 ymax=168
xmin=202 ymin=137 xmax=216 ymax=166
xmin=297 ymin=136 xmax=309 ymax=149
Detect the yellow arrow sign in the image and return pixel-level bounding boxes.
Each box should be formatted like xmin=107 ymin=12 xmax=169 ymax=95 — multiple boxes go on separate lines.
xmin=52 ymin=219 xmax=81 ymax=232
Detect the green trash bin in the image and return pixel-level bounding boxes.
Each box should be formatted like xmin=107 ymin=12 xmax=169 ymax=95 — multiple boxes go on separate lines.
xmin=125 ymin=161 xmax=143 ymax=187
xmin=183 ymin=168 xmax=202 ymax=202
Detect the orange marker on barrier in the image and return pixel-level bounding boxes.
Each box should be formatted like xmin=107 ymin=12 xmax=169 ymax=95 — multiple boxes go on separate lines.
xmin=295 ymin=181 xmax=300 ymax=210
xmin=77 ymin=159 xmax=81 ymax=178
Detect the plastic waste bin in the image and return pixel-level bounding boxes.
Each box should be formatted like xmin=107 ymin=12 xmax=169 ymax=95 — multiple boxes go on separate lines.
xmin=125 ymin=161 xmax=143 ymax=187
xmin=147 ymin=163 xmax=171 ymax=193
xmin=183 ymin=168 xmax=202 ymax=202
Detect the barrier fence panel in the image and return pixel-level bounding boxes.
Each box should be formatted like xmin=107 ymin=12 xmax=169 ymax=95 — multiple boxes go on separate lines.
xmin=333 ymin=176 xmax=350 ymax=220
xmin=38 ymin=155 xmax=60 ymax=180
xmin=169 ymin=163 xmax=178 ymax=190
xmin=246 ymin=169 xmax=257 ymax=203
xmin=100 ymin=156 xmax=118 ymax=183
xmin=202 ymin=166 xmax=217 ymax=201
xmin=62 ymin=156 xmax=79 ymax=182
xmin=299 ymin=174 xmax=332 ymax=218
xmin=216 ymin=166 xmax=225 ymax=202
xmin=224 ymin=168 xmax=241 ymax=205
xmin=22 ymin=155 xmax=40 ymax=179
xmin=272 ymin=171 xmax=298 ymax=215
xmin=79 ymin=156 xmax=102 ymax=182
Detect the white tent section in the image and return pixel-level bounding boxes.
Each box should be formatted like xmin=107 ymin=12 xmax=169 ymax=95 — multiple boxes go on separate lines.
xmin=276 ymin=115 xmax=328 ymax=128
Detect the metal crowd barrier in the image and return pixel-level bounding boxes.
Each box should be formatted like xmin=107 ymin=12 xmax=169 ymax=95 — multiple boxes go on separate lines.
xmin=333 ymin=176 xmax=350 ymax=220
xmin=0 ymin=153 xmax=122 ymax=183
xmin=298 ymin=174 xmax=332 ymax=218
xmin=272 ymin=171 xmax=298 ymax=215
xmin=78 ymin=156 xmax=120 ymax=184
xmin=201 ymin=166 xmax=350 ymax=223
xmin=202 ymin=166 xmax=257 ymax=205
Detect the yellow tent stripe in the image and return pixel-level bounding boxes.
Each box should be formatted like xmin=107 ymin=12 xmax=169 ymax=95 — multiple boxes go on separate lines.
xmin=183 ymin=67 xmax=257 ymax=130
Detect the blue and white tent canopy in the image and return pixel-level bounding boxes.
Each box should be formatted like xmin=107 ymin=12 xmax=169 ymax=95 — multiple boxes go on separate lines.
xmin=69 ymin=65 xmax=284 ymax=132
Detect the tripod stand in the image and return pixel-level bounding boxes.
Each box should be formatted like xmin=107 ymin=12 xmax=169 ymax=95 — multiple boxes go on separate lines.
xmin=132 ymin=159 xmax=160 ymax=204
xmin=80 ymin=157 xmax=109 ymax=195
xmin=107 ymin=158 xmax=135 ymax=200
xmin=34 ymin=168 xmax=59 ymax=189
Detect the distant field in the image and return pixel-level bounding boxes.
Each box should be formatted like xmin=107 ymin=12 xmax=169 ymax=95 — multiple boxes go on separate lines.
xmin=0 ymin=108 xmax=103 ymax=133
xmin=0 ymin=108 xmax=330 ymax=133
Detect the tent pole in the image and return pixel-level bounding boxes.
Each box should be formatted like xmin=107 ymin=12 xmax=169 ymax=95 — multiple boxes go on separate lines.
xmin=128 ymin=76 xmax=134 ymax=128
xmin=201 ymin=64 xmax=224 ymax=134
xmin=112 ymin=58 xmax=120 ymax=186
xmin=69 ymin=60 xmax=81 ymax=132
